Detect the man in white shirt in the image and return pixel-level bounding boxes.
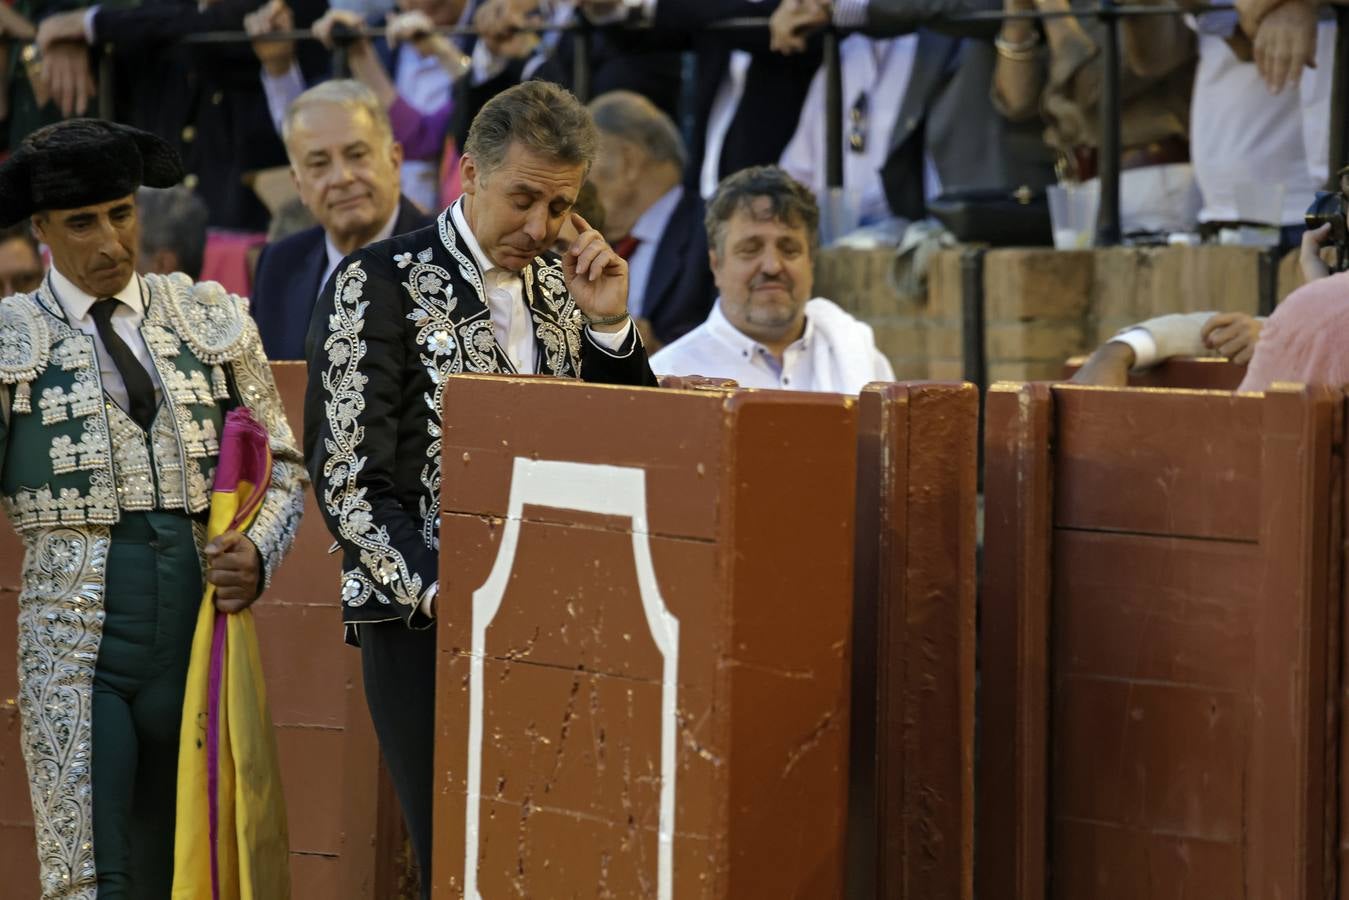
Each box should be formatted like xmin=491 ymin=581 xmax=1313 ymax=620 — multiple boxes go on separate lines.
xmin=652 ymin=166 xmax=895 ymax=393
xmin=588 ymin=90 xmax=716 ymax=348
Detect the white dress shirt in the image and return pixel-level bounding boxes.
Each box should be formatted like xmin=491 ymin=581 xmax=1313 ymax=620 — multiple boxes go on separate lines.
xmin=780 ymin=34 xmax=935 ymax=227
xmin=48 ymin=267 xmax=164 ymax=415
xmin=625 ymin=184 xmax=683 ymax=320
xmin=650 ymin=298 xmax=894 ymax=392
xmin=323 ymin=205 xmax=401 ymax=299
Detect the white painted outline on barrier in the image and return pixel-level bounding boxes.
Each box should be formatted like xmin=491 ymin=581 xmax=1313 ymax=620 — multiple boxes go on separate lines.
xmin=464 ymin=458 xmax=681 ymax=899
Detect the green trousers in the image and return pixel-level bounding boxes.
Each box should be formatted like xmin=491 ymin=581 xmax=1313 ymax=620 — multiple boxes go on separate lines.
xmin=91 ymin=512 xmax=202 ymax=900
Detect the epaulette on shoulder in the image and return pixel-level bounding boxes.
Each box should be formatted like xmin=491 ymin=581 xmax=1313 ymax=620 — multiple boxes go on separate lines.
xmin=0 ymin=292 xmax=52 ymax=413
xmin=150 ymin=272 xmax=250 ymax=365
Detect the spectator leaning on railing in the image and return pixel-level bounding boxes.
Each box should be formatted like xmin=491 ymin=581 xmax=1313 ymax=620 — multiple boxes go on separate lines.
xmin=992 ymin=0 xmax=1199 ymax=237
xmin=246 ymin=0 xmax=469 ymax=214
xmin=30 ymin=0 xmax=313 ymax=231
xmin=770 ymin=0 xmax=1056 ymax=226
xmin=602 ymin=0 xmax=824 ymax=200
xmin=450 ymin=0 xmax=683 ymax=153
xmin=778 ymin=27 xmax=937 ymax=231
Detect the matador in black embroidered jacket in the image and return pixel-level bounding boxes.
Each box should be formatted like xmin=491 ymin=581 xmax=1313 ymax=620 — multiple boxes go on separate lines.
xmin=303 ymin=80 xmax=659 ymax=896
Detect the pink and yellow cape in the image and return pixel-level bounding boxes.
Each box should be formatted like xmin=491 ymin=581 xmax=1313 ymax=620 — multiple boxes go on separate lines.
xmin=173 ymin=407 xmax=291 ymax=899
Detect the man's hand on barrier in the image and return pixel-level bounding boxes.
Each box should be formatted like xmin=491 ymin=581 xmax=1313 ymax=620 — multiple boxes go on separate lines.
xmin=35 ymin=10 xmax=84 ymax=53
xmin=1299 ymin=222 xmax=1332 ymax=282
xmin=245 ymin=0 xmax=296 ymax=77
xmin=1251 ymin=0 xmax=1316 ymax=94
xmin=313 ymin=8 xmax=373 ymax=55
xmin=564 ymin=212 xmax=630 ymax=332
xmin=1070 ymin=341 xmax=1135 ymax=387
xmin=40 ymin=41 xmax=94 ymax=117
xmin=1201 ymin=312 xmax=1262 ymax=365
xmin=770 ymin=0 xmax=830 ymax=55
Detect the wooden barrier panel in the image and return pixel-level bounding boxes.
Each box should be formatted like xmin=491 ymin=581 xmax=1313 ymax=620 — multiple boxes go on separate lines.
xmin=979 ymin=382 xmax=1340 ymax=900
xmin=259 ymin=363 xmax=407 ymax=899
xmin=847 ymin=383 xmax=977 ymax=900
xmin=432 ymin=375 xmax=858 ymax=899
xmin=0 ymin=363 xmax=406 ymax=900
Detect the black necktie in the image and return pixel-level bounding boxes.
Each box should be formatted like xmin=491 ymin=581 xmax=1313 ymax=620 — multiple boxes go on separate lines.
xmin=90 ymin=298 xmax=157 ymax=431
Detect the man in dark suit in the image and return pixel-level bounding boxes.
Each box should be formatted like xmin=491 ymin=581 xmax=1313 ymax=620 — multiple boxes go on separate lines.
xmin=251 ymin=80 xmax=432 ymax=361
xmin=588 ymin=90 xmax=715 ymax=349
xmin=306 ymin=80 xmax=656 ymax=896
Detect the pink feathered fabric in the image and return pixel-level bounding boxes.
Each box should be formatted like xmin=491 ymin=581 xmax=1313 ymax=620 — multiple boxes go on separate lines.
xmin=1238 ymin=272 xmax=1349 ymax=392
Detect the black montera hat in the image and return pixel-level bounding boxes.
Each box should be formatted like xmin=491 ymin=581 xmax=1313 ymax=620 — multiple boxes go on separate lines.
xmin=0 ymin=119 xmax=184 ymax=227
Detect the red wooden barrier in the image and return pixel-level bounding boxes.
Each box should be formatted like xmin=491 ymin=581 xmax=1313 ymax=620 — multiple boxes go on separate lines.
xmin=980 ymin=382 xmax=1340 ymax=900
xmin=848 ymin=383 xmax=977 ymax=900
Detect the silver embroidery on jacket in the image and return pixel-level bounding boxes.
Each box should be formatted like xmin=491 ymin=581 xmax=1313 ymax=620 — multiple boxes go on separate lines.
xmin=16 ymin=526 xmax=107 ymax=900
xmin=320 ymin=259 xmax=423 ymax=607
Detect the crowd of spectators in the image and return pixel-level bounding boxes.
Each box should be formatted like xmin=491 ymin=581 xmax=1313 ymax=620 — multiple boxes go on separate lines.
xmin=0 ymin=0 xmax=1342 ymax=389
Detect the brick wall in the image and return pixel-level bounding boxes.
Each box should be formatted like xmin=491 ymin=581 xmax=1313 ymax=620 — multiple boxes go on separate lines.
xmin=815 ymin=244 xmax=1312 ymax=384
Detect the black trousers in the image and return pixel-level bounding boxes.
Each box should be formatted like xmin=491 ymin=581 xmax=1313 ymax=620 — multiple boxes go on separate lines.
xmin=360 ymin=620 xmax=437 ymax=899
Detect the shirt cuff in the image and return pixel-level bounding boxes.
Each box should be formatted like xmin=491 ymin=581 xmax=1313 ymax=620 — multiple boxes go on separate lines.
xmin=833 ymin=0 xmax=869 ymax=28
xmin=1111 ymin=328 xmax=1159 ymax=371
xmin=83 ymin=5 xmax=99 ymax=43
xmin=261 ymin=63 xmax=306 ymax=135
xmin=417 ymin=580 xmax=437 ymax=619
xmin=586 ymin=319 xmax=636 ymax=355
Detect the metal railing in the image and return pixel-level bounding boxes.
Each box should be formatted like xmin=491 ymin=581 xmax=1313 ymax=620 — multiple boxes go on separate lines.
xmin=52 ymin=4 xmax=1349 ymax=245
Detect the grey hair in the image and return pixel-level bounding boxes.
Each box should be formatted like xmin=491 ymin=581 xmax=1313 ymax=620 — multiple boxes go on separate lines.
xmin=464 ymin=80 xmax=598 ymax=178
xmin=282 ymin=79 xmax=393 ymax=157
xmin=588 ymin=90 xmax=687 ymax=169
xmin=136 ymin=185 xmax=209 ymax=280
xmin=705 ymin=166 xmax=821 ymax=255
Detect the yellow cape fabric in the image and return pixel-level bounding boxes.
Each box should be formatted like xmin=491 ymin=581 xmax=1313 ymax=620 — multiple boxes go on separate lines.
xmin=172 ymin=477 xmax=291 ymax=899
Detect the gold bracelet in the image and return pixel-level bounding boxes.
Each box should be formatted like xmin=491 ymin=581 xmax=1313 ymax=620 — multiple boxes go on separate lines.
xmin=995 ymin=31 xmax=1041 ymax=61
